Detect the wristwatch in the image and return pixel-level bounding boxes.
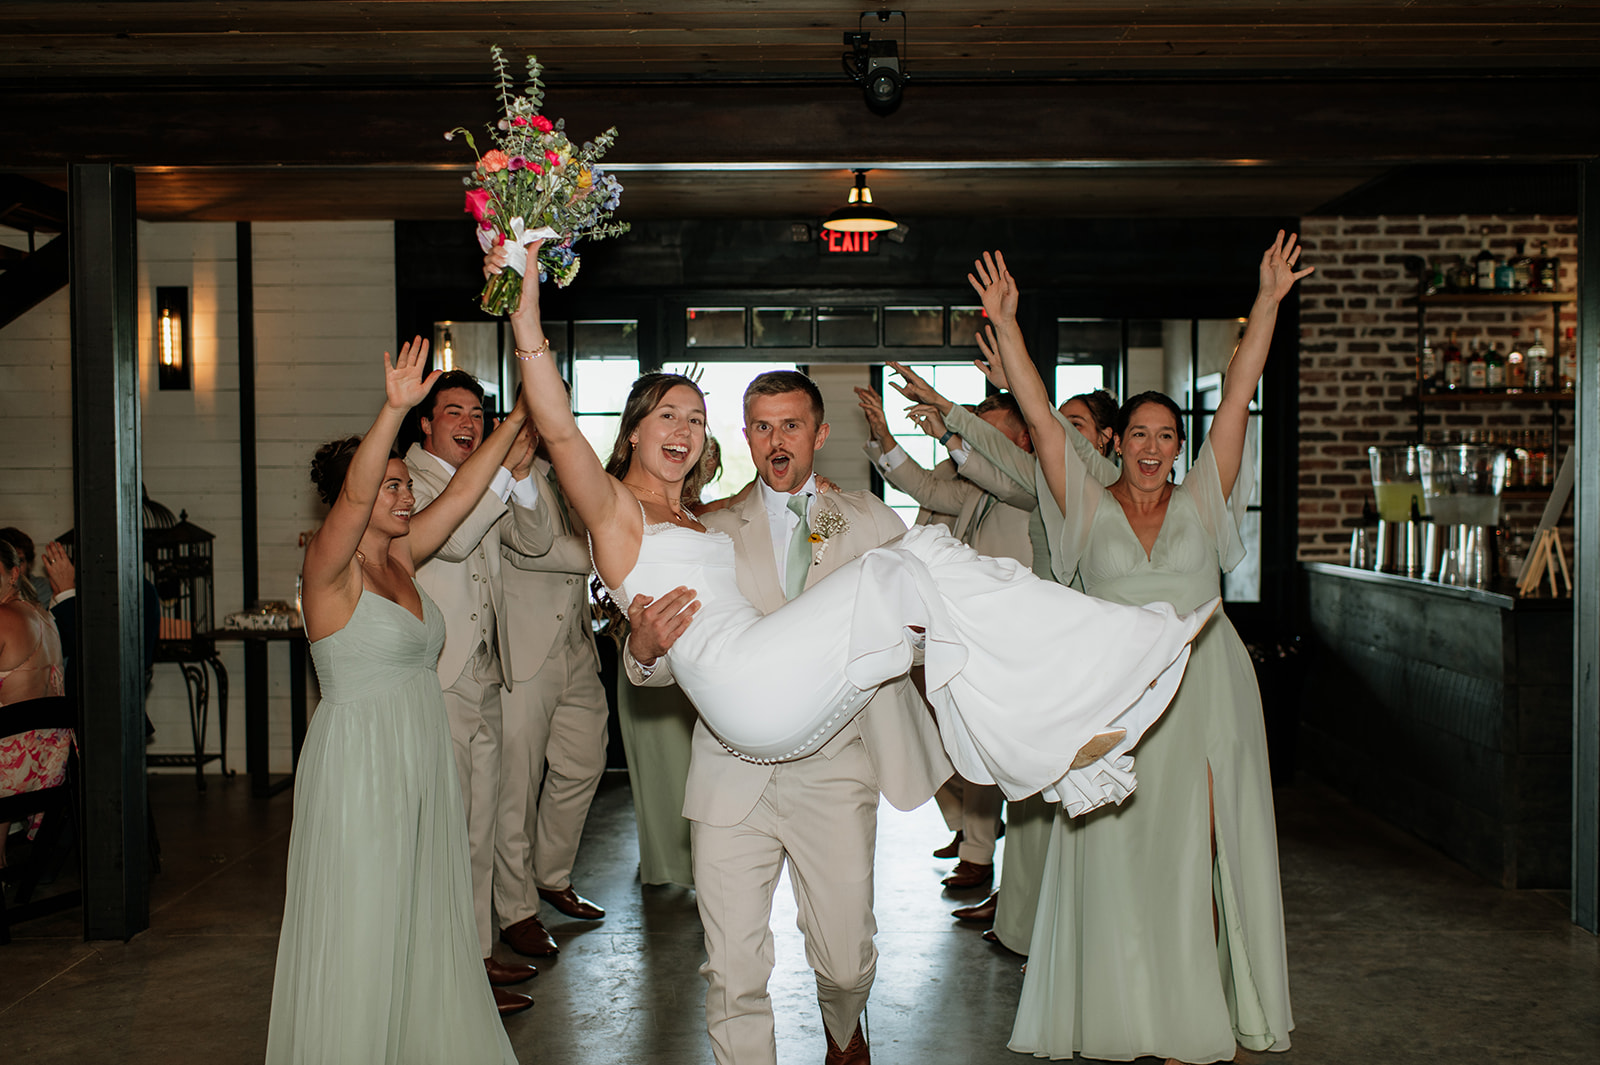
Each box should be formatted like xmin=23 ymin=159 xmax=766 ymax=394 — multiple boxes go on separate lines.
xmin=938 ymin=430 xmax=955 ymax=446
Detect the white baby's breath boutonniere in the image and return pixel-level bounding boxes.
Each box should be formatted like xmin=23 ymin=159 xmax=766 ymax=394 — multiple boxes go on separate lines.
xmin=809 ymin=509 xmax=849 ymax=567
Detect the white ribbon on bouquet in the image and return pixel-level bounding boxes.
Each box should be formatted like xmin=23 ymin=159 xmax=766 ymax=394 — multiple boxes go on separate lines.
xmin=477 ymin=216 xmax=561 ymax=277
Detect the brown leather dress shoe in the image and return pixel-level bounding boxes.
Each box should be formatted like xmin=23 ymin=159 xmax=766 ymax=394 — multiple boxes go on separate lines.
xmin=931 ymin=831 xmax=964 ymax=859
xmin=942 ymin=859 xmax=994 ymax=891
xmin=538 ymin=884 xmax=605 ymax=921
xmin=825 ymin=1022 xmax=870 ymax=1065
xmin=951 ymin=890 xmax=999 ymax=923
xmin=500 ymin=914 xmax=559 ymax=957
xmin=484 ymin=956 xmax=538 ymax=986
xmin=492 ymin=986 xmax=534 ymax=1016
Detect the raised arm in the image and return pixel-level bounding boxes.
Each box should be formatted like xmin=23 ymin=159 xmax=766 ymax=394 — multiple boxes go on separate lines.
xmin=967 ymin=255 xmax=1071 ymax=513
xmin=491 ymin=242 xmax=638 ymax=580
xmin=1209 ymin=230 xmax=1313 ymax=500
xmin=405 ymin=403 xmax=529 ymax=563
xmin=302 ymin=339 xmax=439 ymax=596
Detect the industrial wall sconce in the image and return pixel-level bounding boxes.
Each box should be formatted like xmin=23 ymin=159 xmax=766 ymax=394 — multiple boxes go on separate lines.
xmin=156 ymin=286 xmax=192 ymax=390
xmin=822 ymin=169 xmax=898 ymax=232
xmin=440 ymin=326 xmax=455 ymax=372
xmin=842 ymin=10 xmax=907 ymax=116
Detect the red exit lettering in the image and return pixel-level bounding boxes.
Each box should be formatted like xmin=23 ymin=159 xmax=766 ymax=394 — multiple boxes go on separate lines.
xmin=821 ymin=230 xmax=879 ymax=254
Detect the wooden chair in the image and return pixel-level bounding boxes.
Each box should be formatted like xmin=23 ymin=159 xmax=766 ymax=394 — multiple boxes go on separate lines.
xmin=0 ymin=695 xmax=80 ymax=945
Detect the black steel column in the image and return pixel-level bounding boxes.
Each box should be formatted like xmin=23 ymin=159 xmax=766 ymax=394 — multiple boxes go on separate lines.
xmin=68 ymin=163 xmax=149 ymax=940
xmin=235 ymin=223 xmax=273 ymax=794
xmin=1574 ymin=159 xmax=1599 ymax=934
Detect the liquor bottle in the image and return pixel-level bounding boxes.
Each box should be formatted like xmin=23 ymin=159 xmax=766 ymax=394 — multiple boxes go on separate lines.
xmin=1525 ymin=327 xmax=1551 ymax=391
xmin=1466 ymin=338 xmax=1488 ymax=389
xmin=1442 ymin=330 xmax=1464 ymax=389
xmin=1533 ymin=241 xmax=1561 ymax=292
xmin=1560 ymin=326 xmax=1577 ymax=391
xmin=1484 ymin=338 xmax=1506 ymax=390
xmin=1494 ymin=255 xmax=1516 ymax=292
xmin=1425 ymin=260 xmax=1447 ymax=296
xmin=1448 ymin=255 xmax=1474 ymax=293
xmin=1420 ymin=334 xmax=1439 ymax=390
xmin=1475 ymin=227 xmax=1497 ymax=290
xmin=1510 ymin=240 xmax=1533 ymax=292
xmin=1505 ymin=331 xmax=1526 ymax=391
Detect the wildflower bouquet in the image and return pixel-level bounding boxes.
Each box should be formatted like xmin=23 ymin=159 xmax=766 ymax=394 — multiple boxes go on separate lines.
xmin=447 ymin=47 xmax=629 ymax=311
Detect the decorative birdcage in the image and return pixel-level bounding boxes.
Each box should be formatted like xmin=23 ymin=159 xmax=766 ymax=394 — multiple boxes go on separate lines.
xmin=145 ymin=510 xmax=215 ymax=662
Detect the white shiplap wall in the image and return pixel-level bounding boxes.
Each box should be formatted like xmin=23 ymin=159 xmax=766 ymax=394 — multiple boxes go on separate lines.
xmin=0 ymin=220 xmax=395 ymax=774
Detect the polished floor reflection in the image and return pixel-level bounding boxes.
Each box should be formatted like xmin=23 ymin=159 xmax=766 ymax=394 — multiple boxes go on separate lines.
xmin=1 ymin=772 xmax=1596 ymax=1064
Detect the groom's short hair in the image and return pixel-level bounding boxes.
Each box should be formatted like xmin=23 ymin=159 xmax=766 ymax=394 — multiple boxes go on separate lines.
xmin=743 ymin=370 xmax=824 ymax=425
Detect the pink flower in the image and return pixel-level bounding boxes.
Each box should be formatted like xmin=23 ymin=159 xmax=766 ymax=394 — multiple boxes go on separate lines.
xmin=464 ymin=188 xmax=494 ymax=222
xmin=509 ymin=155 xmax=528 ymax=170
xmin=511 ymin=117 xmax=529 ymax=127
xmin=544 ymin=150 xmax=561 ymax=166
xmin=479 ymin=149 xmax=510 ymax=174
xmin=531 ymin=116 xmax=554 ymax=133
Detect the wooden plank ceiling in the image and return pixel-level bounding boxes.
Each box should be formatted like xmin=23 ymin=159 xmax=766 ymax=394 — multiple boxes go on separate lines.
xmin=2 ymin=2 xmax=1598 ymax=222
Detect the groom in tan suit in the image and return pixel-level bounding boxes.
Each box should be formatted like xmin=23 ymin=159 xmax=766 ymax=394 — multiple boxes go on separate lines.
xmin=624 ymin=371 xmax=952 ymax=1065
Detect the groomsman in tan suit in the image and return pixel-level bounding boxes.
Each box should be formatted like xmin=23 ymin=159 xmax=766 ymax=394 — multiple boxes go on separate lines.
xmin=624 ymin=371 xmax=952 ymax=1065
xmin=405 ymin=370 xmax=551 ymax=1015
xmin=859 ymin=389 xmax=1035 ymax=895
xmin=495 ymin=434 xmax=610 ymax=960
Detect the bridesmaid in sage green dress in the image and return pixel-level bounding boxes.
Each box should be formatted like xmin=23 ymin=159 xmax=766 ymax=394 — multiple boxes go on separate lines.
xmin=267 ymin=340 xmax=529 ymax=1064
xmin=920 ymin=235 xmax=1309 ymax=1063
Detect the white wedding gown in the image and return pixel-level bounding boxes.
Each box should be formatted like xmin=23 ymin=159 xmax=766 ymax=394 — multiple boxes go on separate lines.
xmin=614 ymin=521 xmax=1213 ymax=815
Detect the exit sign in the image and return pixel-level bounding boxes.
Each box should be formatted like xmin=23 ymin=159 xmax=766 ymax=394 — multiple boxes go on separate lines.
xmin=818 ymin=229 xmax=881 ymax=255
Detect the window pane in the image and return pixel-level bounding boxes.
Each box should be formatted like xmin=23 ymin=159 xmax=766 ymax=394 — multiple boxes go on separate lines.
xmin=575 ymin=414 xmax=623 ymax=466
xmin=433 ymin=320 xmax=503 ymax=406
xmin=884 ymin=307 xmax=945 ymax=347
xmin=686 ymin=308 xmax=746 ymax=348
xmin=817 ymin=306 xmax=878 ymax=347
xmin=949 ymin=307 xmax=986 ymax=349
xmin=1223 ymin=508 xmax=1261 ymax=603
xmin=661 ymin=360 xmax=797 ymax=504
xmin=1054 ymin=365 xmax=1105 ymax=403
xmin=574 ymin=320 xmax=637 ymax=359
xmin=752 ymin=307 xmax=812 ymax=348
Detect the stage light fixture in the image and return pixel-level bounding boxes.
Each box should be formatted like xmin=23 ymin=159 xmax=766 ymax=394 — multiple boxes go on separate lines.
xmin=842 ymin=10 xmax=907 ymax=116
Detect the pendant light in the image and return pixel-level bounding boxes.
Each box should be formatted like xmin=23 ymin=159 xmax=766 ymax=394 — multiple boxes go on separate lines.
xmin=822 ymin=170 xmax=897 ymax=233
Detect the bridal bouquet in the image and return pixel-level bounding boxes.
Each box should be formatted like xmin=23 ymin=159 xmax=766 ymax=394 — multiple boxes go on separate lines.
xmin=447 ymin=46 xmax=629 ymax=311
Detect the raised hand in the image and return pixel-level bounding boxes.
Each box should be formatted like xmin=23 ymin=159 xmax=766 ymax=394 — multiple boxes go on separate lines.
xmin=853 ymin=386 xmax=895 ymax=448
xmin=385 ymin=336 xmax=439 ymax=412
xmin=968 ymin=250 xmax=1019 ymax=325
xmin=1258 ymin=230 xmax=1315 ymax=303
xmin=973 ymin=326 xmax=1010 ymax=390
xmin=907 ymin=404 xmax=949 ymax=441
xmin=886 ymin=361 xmax=953 ymax=414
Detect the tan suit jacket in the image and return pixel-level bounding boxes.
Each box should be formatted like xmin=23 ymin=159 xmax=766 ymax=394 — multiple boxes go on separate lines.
xmin=625 ymin=487 xmax=952 ymax=827
xmin=500 ymin=460 xmax=599 ymax=681
xmin=869 ymin=446 xmax=1033 ymax=566
xmin=909 ymin=456 xmax=961 ymax=529
xmin=405 ymin=442 xmax=552 ymax=688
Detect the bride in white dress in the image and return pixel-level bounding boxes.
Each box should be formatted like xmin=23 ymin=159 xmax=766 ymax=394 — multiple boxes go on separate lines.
xmin=486 ymin=245 xmax=1214 ymax=813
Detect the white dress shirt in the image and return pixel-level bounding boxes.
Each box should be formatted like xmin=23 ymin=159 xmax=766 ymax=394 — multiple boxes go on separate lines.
xmin=758 ymin=474 xmax=817 ymax=591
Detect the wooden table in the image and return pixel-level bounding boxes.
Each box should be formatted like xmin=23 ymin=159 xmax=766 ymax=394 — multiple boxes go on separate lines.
xmin=208 ymin=628 xmax=309 ymax=798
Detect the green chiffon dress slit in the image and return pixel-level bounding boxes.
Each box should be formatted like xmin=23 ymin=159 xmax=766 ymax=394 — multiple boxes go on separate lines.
xmin=1009 ymin=429 xmax=1292 ymax=1063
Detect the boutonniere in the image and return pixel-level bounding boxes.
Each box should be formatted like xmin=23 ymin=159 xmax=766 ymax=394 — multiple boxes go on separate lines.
xmin=809 ymin=509 xmax=850 ymax=566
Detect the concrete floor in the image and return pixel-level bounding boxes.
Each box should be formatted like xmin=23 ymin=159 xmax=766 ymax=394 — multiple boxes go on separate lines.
xmin=2 ymin=772 xmax=1597 ymax=1064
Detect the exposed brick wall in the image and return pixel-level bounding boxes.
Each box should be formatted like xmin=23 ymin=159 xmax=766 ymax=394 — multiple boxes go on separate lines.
xmin=1296 ymin=215 xmax=1579 ymax=564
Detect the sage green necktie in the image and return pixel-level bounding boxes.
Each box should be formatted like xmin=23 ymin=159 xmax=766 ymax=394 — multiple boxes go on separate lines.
xmin=784 ymin=493 xmax=811 ymax=600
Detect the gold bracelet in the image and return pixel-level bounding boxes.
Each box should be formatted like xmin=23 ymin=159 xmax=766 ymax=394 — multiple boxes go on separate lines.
xmin=514 ymin=338 xmax=551 ymax=361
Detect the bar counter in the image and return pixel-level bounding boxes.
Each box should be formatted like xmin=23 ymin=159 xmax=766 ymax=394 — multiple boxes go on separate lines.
xmin=1299 ymin=561 xmax=1572 ymax=888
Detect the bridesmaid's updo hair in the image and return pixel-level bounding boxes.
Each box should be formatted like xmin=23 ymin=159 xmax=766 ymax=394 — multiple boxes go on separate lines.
xmin=605 ymin=373 xmax=714 ymax=486
xmin=1115 ymin=391 xmax=1186 ymax=446
xmin=310 ymin=436 xmax=403 ymax=506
